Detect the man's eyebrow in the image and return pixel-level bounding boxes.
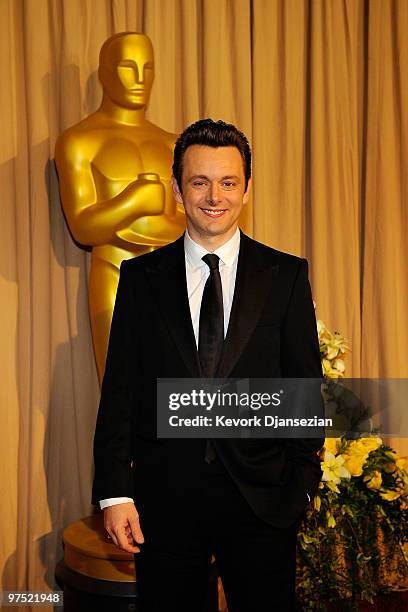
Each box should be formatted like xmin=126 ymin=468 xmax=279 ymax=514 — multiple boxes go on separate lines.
xmin=188 ymin=175 xmax=241 ymax=181
xmin=188 ymin=175 xmax=209 ymax=181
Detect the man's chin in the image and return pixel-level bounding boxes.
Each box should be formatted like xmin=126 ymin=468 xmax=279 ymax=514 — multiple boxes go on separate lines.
xmin=202 ymin=224 xmax=231 ymax=236
xmin=199 ymin=224 xmax=238 ymax=240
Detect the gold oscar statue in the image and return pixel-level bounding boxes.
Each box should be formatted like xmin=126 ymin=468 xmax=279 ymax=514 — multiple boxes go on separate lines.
xmin=55 ymin=32 xmax=185 ymax=382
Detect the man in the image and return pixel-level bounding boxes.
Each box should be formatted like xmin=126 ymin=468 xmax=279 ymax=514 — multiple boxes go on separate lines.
xmin=92 ymin=119 xmax=323 ymax=611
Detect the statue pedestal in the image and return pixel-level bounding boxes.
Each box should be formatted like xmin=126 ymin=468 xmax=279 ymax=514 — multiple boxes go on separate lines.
xmin=55 ymin=513 xmax=218 ymax=611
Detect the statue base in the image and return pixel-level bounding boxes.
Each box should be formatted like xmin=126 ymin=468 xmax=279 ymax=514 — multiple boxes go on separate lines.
xmin=55 ymin=513 xmax=218 ymax=611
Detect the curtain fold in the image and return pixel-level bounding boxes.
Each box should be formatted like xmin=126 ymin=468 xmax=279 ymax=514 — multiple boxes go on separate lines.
xmin=0 ymin=0 xmax=406 ymax=597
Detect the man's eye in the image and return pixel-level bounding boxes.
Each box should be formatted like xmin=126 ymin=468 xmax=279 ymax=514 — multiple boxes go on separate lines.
xmin=223 ymin=182 xmax=235 ymax=188
xmin=193 ymin=181 xmax=206 ymax=187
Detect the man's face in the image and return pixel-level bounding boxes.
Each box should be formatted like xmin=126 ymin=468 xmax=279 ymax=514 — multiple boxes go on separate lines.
xmin=99 ymin=35 xmax=154 ymax=110
xmin=172 ymin=145 xmax=251 ymax=245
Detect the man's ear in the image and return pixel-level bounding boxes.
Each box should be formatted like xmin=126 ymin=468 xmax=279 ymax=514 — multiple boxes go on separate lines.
xmin=171 ymin=176 xmax=183 ymax=204
xmin=243 ymin=177 xmax=252 ymax=205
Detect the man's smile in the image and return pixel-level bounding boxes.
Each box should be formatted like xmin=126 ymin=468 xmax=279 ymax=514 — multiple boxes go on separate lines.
xmin=200 ymin=208 xmax=227 ymax=218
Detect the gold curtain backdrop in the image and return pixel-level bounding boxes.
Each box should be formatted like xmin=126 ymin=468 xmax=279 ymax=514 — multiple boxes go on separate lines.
xmin=1 ymin=0 xmax=407 ymax=598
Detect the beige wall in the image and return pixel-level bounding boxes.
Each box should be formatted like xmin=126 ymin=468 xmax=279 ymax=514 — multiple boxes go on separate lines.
xmin=0 ymin=0 xmax=407 ymax=596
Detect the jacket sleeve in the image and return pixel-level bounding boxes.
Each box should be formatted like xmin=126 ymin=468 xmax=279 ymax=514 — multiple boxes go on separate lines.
xmin=91 ymin=260 xmax=137 ymax=505
xmin=280 ymin=258 xmax=325 ymax=462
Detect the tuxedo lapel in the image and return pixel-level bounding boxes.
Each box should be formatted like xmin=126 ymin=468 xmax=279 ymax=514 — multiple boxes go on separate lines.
xmin=144 ymin=231 xmax=278 ymax=380
xmin=217 ymin=232 xmax=279 ymax=378
xmin=145 ymin=235 xmax=201 ymax=377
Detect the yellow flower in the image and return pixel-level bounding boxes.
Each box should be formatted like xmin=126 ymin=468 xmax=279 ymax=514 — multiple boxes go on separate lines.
xmin=326 ymin=344 xmax=340 ymax=360
xmin=379 ymin=489 xmax=402 ymax=501
xmin=357 ymin=437 xmax=382 ymax=453
xmin=342 ymin=437 xmax=382 ymax=477
xmin=342 ymin=444 xmax=368 ymax=476
xmin=317 ymin=319 xmax=327 ymax=336
xmin=326 ymin=512 xmax=336 ymax=528
xmin=322 ymin=358 xmax=333 ymax=374
xmin=314 ymin=495 xmax=321 ymax=511
xmin=364 ymin=470 xmax=382 ymax=490
xmin=318 ymin=318 xmax=349 ymax=379
xmin=322 ymin=359 xmax=345 ymax=379
xmin=396 ymin=457 xmax=408 ymax=492
xmin=321 ymin=451 xmax=351 ymax=484
xmin=324 ymin=438 xmax=342 ymax=456
xmin=325 ymin=480 xmax=340 ymax=493
xmin=343 ymin=454 xmax=366 ymax=477
xmin=332 ymin=358 xmax=346 ymax=374
xmin=396 ymin=456 xmax=408 ymax=472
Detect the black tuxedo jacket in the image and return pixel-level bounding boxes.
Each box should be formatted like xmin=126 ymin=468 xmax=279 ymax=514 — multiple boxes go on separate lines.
xmin=92 ymin=231 xmax=324 ymax=528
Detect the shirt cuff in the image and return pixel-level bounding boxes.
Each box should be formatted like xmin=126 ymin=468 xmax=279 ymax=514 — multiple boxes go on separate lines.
xmin=99 ymin=497 xmax=134 ymax=510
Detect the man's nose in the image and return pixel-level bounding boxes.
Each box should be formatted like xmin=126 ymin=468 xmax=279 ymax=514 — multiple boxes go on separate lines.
xmin=207 ymin=183 xmax=221 ymax=204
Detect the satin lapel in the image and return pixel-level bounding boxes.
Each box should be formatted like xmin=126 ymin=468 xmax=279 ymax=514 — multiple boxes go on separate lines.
xmin=145 ymin=236 xmax=201 ymax=378
xmin=217 ymin=233 xmax=279 ymax=378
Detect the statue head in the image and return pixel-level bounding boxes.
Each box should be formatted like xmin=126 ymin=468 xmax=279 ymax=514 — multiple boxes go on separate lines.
xmin=98 ymin=32 xmax=154 ymax=110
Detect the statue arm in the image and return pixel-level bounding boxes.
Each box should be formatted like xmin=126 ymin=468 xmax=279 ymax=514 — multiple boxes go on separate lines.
xmin=55 ymin=133 xmax=165 ymax=246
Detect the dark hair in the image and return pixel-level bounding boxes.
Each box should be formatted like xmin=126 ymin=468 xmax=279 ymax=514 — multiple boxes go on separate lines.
xmin=172 ymin=118 xmax=251 ymax=192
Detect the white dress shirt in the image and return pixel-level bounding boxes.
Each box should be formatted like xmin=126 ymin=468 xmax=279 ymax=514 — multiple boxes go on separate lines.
xmin=99 ymin=227 xmax=241 ymax=510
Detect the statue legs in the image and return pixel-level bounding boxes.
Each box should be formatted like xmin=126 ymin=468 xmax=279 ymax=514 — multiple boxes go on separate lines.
xmin=89 ymin=251 xmax=121 ymax=383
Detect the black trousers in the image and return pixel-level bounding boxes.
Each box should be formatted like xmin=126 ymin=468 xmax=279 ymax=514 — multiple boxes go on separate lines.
xmin=134 ymin=453 xmax=300 ymax=612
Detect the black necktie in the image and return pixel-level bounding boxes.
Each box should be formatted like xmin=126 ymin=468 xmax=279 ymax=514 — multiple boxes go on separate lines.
xmin=199 ymin=254 xmax=224 ymax=377
xmin=199 ymin=254 xmax=224 ymax=463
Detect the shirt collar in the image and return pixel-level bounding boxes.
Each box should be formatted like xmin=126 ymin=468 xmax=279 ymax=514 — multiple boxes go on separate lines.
xmin=184 ymin=227 xmax=241 ymax=269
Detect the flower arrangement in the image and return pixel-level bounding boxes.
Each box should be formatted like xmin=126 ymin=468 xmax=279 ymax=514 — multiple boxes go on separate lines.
xmin=317 ymin=318 xmax=349 ymax=379
xmin=297 ymin=316 xmax=408 ymax=610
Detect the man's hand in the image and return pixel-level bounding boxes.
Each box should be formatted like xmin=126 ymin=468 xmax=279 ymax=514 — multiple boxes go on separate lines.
xmin=103 ymin=502 xmax=145 ymax=554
